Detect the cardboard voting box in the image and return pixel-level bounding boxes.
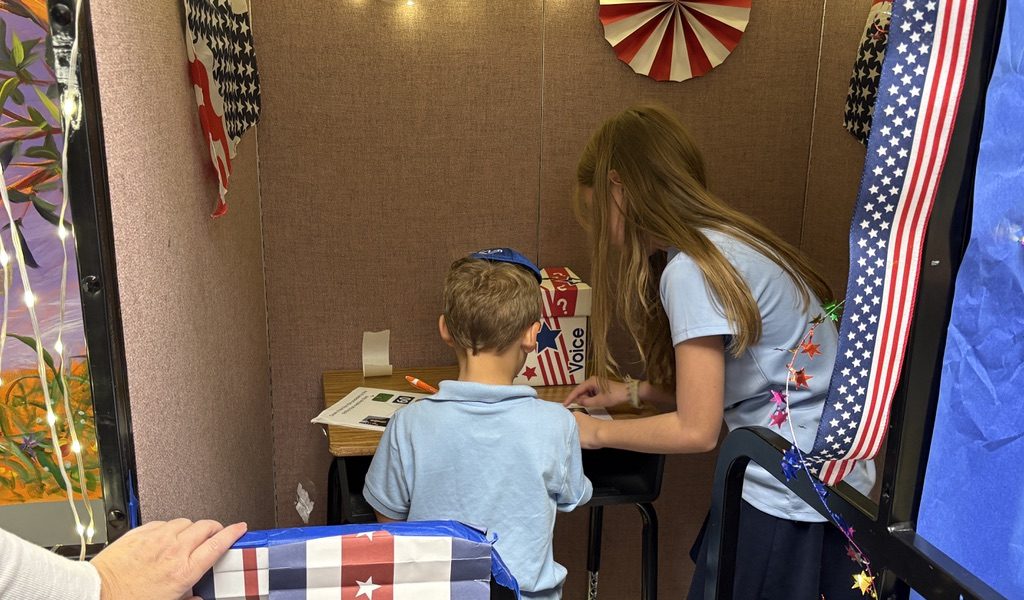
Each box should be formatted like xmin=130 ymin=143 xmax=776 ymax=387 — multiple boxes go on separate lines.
xmin=514 ymin=268 xmax=592 ymax=387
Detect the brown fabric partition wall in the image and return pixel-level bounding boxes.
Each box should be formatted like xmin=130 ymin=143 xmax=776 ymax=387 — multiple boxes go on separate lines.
xmin=90 ymin=0 xmax=276 ymax=528
xmin=253 ymin=1 xmax=871 ymax=597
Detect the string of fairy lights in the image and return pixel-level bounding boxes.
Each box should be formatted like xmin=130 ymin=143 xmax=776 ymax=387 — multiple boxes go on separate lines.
xmin=0 ymin=0 xmax=93 ymax=559
xmin=56 ymin=0 xmax=97 ymax=556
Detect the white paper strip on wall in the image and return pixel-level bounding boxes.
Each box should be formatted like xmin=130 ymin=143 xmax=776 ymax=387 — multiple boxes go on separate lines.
xmin=362 ymin=330 xmax=393 ymax=377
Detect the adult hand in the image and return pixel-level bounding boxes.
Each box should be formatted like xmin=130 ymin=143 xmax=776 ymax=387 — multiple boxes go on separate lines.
xmin=564 ymin=376 xmax=629 ymax=408
xmin=92 ymin=518 xmax=247 ymax=600
xmin=573 ymin=411 xmax=605 ymax=450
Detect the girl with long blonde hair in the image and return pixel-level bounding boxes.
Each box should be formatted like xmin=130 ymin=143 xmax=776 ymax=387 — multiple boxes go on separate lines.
xmin=564 ymin=105 xmax=875 ymax=599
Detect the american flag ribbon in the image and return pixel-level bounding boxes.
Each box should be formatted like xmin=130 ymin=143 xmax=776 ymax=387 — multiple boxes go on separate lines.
xmin=192 ymin=522 xmax=518 ymax=600
xmin=807 ymin=0 xmax=977 ymax=484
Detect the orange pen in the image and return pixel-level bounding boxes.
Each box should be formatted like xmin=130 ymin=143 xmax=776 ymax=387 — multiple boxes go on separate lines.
xmin=405 ymin=375 xmax=439 ymax=394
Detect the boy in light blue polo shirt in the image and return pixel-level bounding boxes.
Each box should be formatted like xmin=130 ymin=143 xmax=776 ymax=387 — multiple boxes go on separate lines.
xmin=363 ymin=250 xmax=593 ymax=599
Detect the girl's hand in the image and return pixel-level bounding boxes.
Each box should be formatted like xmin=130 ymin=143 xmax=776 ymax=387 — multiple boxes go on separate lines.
xmin=572 ymin=411 xmax=604 ymax=449
xmin=564 ymin=376 xmax=629 ymax=408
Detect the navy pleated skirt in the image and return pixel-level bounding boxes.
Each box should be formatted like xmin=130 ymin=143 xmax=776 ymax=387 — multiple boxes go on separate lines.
xmin=687 ymin=501 xmax=865 ymax=600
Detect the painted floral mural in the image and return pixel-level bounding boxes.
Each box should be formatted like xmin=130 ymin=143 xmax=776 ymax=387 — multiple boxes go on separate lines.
xmin=0 ymin=0 xmax=101 ymax=506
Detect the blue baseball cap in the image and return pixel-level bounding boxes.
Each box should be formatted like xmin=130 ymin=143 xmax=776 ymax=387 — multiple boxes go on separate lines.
xmin=469 ymin=248 xmax=543 ymax=283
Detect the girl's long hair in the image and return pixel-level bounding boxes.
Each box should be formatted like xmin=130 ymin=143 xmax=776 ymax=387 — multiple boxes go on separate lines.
xmin=574 ymin=104 xmax=833 ymax=389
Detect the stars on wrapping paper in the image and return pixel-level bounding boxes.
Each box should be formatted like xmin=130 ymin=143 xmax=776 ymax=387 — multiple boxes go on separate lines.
xmin=356 ymin=530 xmax=377 ymax=541
xmin=522 ymin=366 xmax=537 ymax=381
xmin=356 ymin=576 xmax=382 ymax=598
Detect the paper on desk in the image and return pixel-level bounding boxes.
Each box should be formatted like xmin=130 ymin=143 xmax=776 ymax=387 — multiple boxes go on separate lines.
xmin=362 ymin=330 xmax=393 ymax=377
xmin=312 ymin=387 xmax=428 ymax=432
xmin=566 ymin=404 xmax=612 ymax=420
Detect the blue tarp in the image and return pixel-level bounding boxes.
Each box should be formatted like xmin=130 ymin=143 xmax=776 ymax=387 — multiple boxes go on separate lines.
xmin=916 ymin=1 xmax=1024 ymax=596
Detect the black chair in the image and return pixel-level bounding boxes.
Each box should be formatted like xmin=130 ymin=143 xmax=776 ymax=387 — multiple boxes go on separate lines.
xmin=583 ymin=448 xmax=666 ymax=600
xmin=327 ymin=456 xmax=376 ymax=524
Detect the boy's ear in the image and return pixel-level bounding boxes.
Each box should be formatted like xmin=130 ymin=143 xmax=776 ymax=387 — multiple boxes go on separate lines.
xmin=439 ymin=314 xmax=455 ymax=348
xmin=522 ymin=321 xmax=542 ymax=352
xmin=608 ymin=169 xmax=623 ymax=185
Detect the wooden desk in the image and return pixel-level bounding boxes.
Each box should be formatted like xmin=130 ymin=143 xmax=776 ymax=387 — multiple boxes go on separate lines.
xmin=322 ymin=366 xmax=657 ymax=457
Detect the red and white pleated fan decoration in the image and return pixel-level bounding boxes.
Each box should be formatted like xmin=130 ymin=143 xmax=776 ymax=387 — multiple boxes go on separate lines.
xmin=599 ymin=1 xmax=751 ymax=82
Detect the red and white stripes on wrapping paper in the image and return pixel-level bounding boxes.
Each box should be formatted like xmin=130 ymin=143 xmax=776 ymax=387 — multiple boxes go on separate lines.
xmin=598 ymin=0 xmax=751 ymax=81
xmin=809 ymin=0 xmax=977 ymax=484
xmin=208 ymin=546 xmax=269 ymax=599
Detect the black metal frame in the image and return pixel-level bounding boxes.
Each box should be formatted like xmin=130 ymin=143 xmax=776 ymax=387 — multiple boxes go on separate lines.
xmin=706 ymin=429 xmax=1004 ymax=600
xmin=704 ymin=1 xmax=1007 ymax=597
xmin=45 ymin=0 xmax=137 ymax=554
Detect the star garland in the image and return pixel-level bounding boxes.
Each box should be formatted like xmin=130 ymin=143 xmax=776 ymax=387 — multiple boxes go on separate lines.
xmin=768 ymin=300 xmax=878 ymax=598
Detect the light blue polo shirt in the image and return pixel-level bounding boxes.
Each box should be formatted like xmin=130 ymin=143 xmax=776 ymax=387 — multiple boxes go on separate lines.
xmin=661 ymin=229 xmax=875 ymax=522
xmin=363 ymin=380 xmax=593 ymax=599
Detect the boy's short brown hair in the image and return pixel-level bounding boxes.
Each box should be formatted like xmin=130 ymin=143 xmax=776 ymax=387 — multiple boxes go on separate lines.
xmin=443 ymin=257 xmax=542 ymax=354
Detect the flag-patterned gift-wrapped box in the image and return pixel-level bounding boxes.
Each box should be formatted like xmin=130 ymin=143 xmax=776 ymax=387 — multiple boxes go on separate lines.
xmin=192 ymin=521 xmax=519 ymax=600
xmin=514 ymin=268 xmax=592 ymax=387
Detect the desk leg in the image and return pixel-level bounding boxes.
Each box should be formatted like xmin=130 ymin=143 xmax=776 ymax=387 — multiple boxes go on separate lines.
xmin=636 ymin=502 xmax=658 ymax=600
xmin=587 ymin=505 xmax=603 ymax=600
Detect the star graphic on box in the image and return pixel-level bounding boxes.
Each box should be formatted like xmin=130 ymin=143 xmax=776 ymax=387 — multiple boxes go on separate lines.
xmin=523 ymin=366 xmax=537 ymax=380
xmin=536 ymin=322 xmax=561 ymax=353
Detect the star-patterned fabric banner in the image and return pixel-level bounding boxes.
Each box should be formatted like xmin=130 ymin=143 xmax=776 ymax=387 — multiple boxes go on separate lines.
xmin=183 ymin=0 xmax=261 ymax=217
xmin=192 ymin=521 xmax=519 ymax=599
xmin=844 ymin=1 xmax=893 ymax=143
xmin=807 ymin=0 xmax=977 ymax=485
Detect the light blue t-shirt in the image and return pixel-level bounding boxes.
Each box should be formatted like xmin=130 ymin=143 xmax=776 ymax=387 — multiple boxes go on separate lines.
xmin=363 ymin=380 xmax=593 ymax=599
xmin=661 ymin=229 xmax=876 ymax=522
